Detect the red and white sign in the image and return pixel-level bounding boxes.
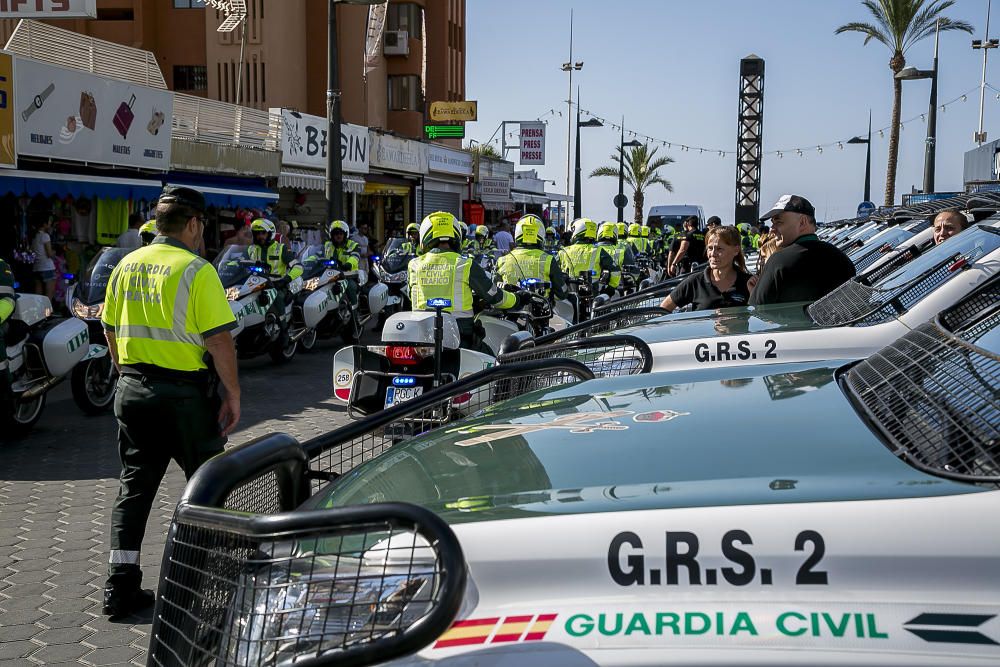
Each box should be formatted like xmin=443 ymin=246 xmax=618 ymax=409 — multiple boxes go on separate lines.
xmin=519 ymin=121 xmax=546 ymax=165
xmin=0 ymin=0 xmax=97 ymax=18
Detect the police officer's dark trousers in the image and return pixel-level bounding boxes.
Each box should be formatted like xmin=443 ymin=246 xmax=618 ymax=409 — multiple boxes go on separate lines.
xmin=457 ymin=318 xmax=494 ymax=356
xmin=106 ymin=367 xmax=224 ymax=592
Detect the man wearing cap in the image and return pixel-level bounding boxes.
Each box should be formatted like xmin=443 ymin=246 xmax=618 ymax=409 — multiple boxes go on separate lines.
xmin=100 ymin=186 xmax=241 ymax=618
xmin=749 ymin=194 xmax=855 ymax=306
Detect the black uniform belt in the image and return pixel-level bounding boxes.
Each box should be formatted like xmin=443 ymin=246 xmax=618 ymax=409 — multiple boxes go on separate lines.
xmin=120 ymin=364 xmax=211 ymax=385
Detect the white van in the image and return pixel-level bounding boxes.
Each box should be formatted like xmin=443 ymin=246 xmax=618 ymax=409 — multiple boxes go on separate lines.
xmin=647 ymin=204 xmax=705 ymax=232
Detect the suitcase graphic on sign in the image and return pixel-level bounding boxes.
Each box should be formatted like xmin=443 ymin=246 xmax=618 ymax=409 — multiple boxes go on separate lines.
xmin=113 ymin=94 xmax=136 ymax=139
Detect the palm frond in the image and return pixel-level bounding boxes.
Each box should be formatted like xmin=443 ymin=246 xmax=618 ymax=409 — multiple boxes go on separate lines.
xmin=835 ymin=21 xmax=892 ymax=48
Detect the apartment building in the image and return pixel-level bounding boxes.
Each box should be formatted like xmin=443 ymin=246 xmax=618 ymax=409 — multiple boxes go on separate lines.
xmin=0 ymin=0 xmax=466 ymax=140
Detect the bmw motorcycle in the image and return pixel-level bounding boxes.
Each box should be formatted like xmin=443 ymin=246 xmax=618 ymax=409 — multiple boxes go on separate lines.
xmin=288 ymin=245 xmax=356 ymax=351
xmin=371 ymin=238 xmax=414 ymax=326
xmin=65 ymin=247 xmax=130 ymax=414
xmin=215 ymin=245 xmax=299 ymax=364
xmin=3 ymin=294 xmax=89 ymax=437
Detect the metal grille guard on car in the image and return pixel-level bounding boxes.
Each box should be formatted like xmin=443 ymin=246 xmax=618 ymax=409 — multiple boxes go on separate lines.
xmin=498 ymin=334 xmax=654 ymax=378
xmin=148 ymin=435 xmax=467 ymax=667
xmin=303 ymin=358 xmax=595 ymax=492
xmin=841 ymin=275 xmax=1000 ymax=487
xmin=807 ymin=235 xmax=991 ymax=328
xmin=502 ymin=307 xmax=670 ymax=350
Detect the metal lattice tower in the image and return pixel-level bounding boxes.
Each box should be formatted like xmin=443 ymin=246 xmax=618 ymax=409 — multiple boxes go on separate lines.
xmin=735 ymin=55 xmax=764 ymax=225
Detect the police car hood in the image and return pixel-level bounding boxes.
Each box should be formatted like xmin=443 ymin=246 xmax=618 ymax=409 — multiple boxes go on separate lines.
xmin=314 ymin=362 xmax=979 ymax=525
xmin=613 ymin=302 xmax=823 ymax=344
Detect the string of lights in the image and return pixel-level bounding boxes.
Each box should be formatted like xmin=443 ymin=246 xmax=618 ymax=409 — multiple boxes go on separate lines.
xmin=491 ymin=88 xmax=988 ymax=159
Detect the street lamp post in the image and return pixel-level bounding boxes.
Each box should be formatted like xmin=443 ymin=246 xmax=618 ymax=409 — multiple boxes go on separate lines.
xmin=895 ymin=19 xmax=940 ymax=194
xmin=573 ymin=89 xmax=603 ymax=219
xmin=616 ymin=117 xmax=642 ymax=223
xmin=327 ymin=0 xmax=386 ymax=227
xmin=847 ymin=110 xmax=872 ymax=202
xmin=973 ymin=0 xmax=998 ymax=145
xmin=562 ymin=10 xmax=582 ymax=213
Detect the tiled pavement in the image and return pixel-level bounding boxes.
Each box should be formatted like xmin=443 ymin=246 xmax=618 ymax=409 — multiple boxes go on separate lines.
xmin=0 ymin=342 xmax=358 ymax=666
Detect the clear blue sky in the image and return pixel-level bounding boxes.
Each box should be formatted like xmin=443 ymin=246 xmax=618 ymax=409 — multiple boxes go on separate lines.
xmin=465 ymin=0 xmax=996 ymax=223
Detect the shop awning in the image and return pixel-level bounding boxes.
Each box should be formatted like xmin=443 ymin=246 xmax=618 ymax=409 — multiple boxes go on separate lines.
xmin=481 ymin=199 xmax=515 ymax=211
xmin=512 ymin=191 xmax=548 ymax=205
xmin=364 ymin=182 xmax=411 ymax=197
xmin=279 ymin=168 xmax=366 ymax=193
xmin=0 ymin=169 xmax=163 ymax=200
xmin=165 ymin=181 xmax=278 ymax=209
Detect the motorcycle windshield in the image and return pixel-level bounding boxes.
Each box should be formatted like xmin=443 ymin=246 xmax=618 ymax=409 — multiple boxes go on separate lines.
xmin=77 ymin=247 xmax=133 ymax=305
xmin=214 ymin=245 xmax=267 ymax=288
xmin=297 ymin=244 xmax=335 ymax=278
xmin=381 ymin=239 xmax=412 ymax=273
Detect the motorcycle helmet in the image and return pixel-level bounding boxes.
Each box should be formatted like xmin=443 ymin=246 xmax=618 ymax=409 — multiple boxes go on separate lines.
xmin=545 ymin=226 xmax=557 ymax=239
xmin=641 ymin=225 xmax=651 ymax=238
xmin=328 ymin=220 xmax=350 ymax=241
xmin=597 ymin=221 xmax=617 ymax=242
xmin=570 ymin=218 xmax=597 ymax=244
xmin=616 ymin=222 xmax=627 ymax=238
xmin=628 ymin=222 xmax=642 ymax=237
xmin=420 ymin=211 xmax=460 ymax=250
xmin=405 ymin=222 xmax=420 ymax=243
xmin=250 ymin=218 xmax=276 ymax=245
xmin=139 ymin=220 xmax=158 ymax=246
xmin=457 ymin=220 xmax=469 ymax=242
xmin=475 ymin=224 xmax=490 ymax=239
xmin=514 ymin=215 xmax=543 ymax=246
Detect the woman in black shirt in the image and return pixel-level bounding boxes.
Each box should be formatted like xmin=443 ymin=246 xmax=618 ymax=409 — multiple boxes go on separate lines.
xmin=660 ymin=226 xmax=752 ymax=312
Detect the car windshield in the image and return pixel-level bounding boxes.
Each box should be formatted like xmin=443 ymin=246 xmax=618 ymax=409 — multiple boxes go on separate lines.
xmin=836 ymin=223 xmax=886 ymax=250
xmin=647 ymin=215 xmax=689 ymax=229
xmin=807 ymin=225 xmax=1000 ymax=327
xmin=381 ymin=238 xmax=414 ymax=273
xmin=846 ymin=226 xmax=913 ymax=263
xmin=77 ymin=247 xmax=134 ymax=305
xmin=214 ymin=245 xmax=268 ymax=288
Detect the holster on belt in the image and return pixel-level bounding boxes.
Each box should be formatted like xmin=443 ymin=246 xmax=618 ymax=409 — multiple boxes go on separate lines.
xmin=202 ymin=352 xmax=222 ymax=400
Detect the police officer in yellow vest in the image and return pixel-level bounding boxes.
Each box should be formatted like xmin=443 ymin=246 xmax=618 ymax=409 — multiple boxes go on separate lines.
xmin=248 ymin=218 xmax=303 ymax=339
xmin=409 ymin=211 xmax=518 ymax=353
xmin=325 ymin=220 xmax=362 ymax=313
xmin=497 ymin=214 xmax=568 ymax=299
xmin=627 ymin=222 xmax=648 ymax=255
xmin=599 ymin=221 xmax=633 ymax=290
xmin=544 ymin=226 xmax=561 ymax=253
xmin=558 ymin=218 xmax=618 ymax=293
xmin=100 ymin=186 xmax=241 ymax=618
xmin=396 ymin=222 xmax=421 ymax=257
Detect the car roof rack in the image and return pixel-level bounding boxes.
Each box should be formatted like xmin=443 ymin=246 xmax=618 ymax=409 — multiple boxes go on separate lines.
xmin=502 ymin=306 xmax=670 ymax=352
xmin=841 ymin=274 xmax=1000 ymax=487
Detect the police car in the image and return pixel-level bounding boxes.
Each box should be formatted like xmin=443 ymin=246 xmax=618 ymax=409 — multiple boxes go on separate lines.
xmin=587 ymin=220 xmax=1000 ymax=375
xmin=148 ymin=276 xmax=1000 ymax=666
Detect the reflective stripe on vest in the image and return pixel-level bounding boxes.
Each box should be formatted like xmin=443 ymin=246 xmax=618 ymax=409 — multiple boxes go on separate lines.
xmin=113 ymin=258 xmax=206 ymax=348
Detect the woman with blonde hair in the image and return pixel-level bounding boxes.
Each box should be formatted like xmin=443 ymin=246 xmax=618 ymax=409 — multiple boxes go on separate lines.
xmin=659 ymin=226 xmax=751 ymax=312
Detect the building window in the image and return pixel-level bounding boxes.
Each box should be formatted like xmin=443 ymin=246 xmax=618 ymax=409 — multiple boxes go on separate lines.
xmin=173 ymin=0 xmax=206 ymax=7
xmin=388 ymin=75 xmax=423 ymax=112
xmin=96 ymin=8 xmax=134 ymax=20
xmin=386 ymin=2 xmax=422 ymax=40
xmin=174 ymin=65 xmax=207 ymax=92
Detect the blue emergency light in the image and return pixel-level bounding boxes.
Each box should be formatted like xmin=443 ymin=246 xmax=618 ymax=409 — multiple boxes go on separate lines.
xmin=323 ymin=260 xmax=338 ymax=267
xmin=520 ymin=278 xmax=541 ymax=287
xmin=427 ymin=298 xmax=452 ymax=309
xmin=249 ymin=265 xmax=266 ymax=274
xmin=63 ymin=274 xmax=75 ymax=281
xmin=392 ymin=376 xmax=417 ymax=387
xmin=371 ymin=255 xmax=381 ymax=262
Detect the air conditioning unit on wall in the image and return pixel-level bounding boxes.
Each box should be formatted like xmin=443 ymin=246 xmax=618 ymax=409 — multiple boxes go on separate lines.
xmin=384 ymin=30 xmax=409 ymax=56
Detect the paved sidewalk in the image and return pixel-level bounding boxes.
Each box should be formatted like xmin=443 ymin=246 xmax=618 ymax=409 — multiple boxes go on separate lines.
xmin=0 ymin=346 xmax=354 ymax=666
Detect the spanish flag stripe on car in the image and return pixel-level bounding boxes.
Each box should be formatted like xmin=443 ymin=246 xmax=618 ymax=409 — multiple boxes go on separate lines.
xmin=433 ymin=614 xmax=558 ymax=649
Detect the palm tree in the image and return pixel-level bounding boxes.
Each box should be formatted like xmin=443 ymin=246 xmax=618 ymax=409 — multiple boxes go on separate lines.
xmin=836 ymin=0 xmax=972 ymax=206
xmin=589 ymin=143 xmax=674 ymax=225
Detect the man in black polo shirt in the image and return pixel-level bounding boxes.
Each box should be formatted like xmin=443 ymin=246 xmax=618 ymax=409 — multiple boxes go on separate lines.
xmin=667 ymin=217 xmax=706 ymax=276
xmin=749 ymin=194 xmax=855 ymax=306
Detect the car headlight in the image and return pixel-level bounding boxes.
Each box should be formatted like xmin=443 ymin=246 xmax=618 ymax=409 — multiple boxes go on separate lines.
xmin=224 ymin=543 xmax=436 ymax=666
xmin=225 ymin=286 xmax=242 ymax=301
xmin=72 ymin=298 xmax=104 ymax=320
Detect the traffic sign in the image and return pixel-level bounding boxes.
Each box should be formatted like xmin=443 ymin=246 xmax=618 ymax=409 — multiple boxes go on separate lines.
xmin=856 ymin=201 xmax=876 ymax=218
xmin=613 ymin=194 xmax=628 ymax=209
xmin=425 ymin=125 xmax=465 ymax=139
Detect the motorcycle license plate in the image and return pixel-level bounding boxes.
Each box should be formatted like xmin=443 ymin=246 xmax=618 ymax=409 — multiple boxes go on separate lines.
xmin=385 ymin=386 xmax=423 ymax=408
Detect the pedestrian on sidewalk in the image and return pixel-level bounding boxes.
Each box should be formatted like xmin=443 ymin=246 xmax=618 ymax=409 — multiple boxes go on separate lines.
xmin=100 ymin=186 xmax=241 ymax=618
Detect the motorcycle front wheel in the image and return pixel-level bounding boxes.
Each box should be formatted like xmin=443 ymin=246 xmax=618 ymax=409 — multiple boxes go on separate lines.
xmin=298 ymin=328 xmax=318 ymax=352
xmin=5 ymin=393 xmax=46 ymax=438
xmin=71 ymin=356 xmax=118 ymax=415
xmin=269 ymin=333 xmax=298 ymax=364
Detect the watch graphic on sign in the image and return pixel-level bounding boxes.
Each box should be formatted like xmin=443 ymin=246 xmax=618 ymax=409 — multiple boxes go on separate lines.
xmin=22 ymin=83 xmax=55 ymax=122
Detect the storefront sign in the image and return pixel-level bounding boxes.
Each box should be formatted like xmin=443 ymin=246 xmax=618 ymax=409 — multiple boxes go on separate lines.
xmin=480 ymin=176 xmax=511 ymax=202
xmin=429 ymin=100 xmax=477 ymax=122
xmin=371 ymin=132 xmax=428 ymax=175
xmin=0 ymin=0 xmax=97 ymax=18
xmin=15 ymin=58 xmax=173 ymax=171
xmin=519 ymin=121 xmax=546 ymax=165
xmin=427 ymin=145 xmax=472 ymax=177
xmin=0 ymin=52 xmax=16 ymax=168
xmin=277 ymin=108 xmax=369 ymax=174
